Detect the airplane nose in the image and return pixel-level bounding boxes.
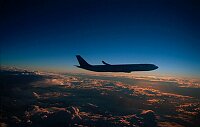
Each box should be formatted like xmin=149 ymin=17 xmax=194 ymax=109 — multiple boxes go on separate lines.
xmin=154 ymin=65 xmax=158 ymax=69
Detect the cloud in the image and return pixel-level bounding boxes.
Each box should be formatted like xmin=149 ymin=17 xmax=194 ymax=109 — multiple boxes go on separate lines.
xmin=32 ymin=92 xmax=40 ymax=99
xmin=11 ymin=116 xmax=22 ymax=124
xmin=147 ymin=99 xmax=160 ymax=104
xmin=32 ymin=78 xmax=65 ymax=87
xmin=140 ymin=110 xmax=157 ymax=127
xmin=176 ymin=103 xmax=200 ymax=116
xmin=158 ymin=122 xmax=184 ymax=127
xmin=140 ymin=110 xmax=156 ymax=117
xmin=119 ymin=119 xmax=130 ymax=125
xmin=25 ymin=105 xmax=83 ymax=126
xmin=0 ymin=123 xmax=7 ymax=127
xmin=133 ymin=75 xmax=200 ymax=88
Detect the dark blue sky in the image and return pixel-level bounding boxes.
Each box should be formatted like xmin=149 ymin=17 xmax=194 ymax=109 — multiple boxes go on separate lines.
xmin=1 ymin=0 xmax=200 ymax=77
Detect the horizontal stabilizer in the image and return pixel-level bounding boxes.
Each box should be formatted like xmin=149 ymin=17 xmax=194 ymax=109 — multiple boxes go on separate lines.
xmin=102 ymin=61 xmax=110 ymax=65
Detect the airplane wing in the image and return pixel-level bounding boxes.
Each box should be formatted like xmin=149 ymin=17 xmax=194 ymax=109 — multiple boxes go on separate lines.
xmin=102 ymin=61 xmax=111 ymax=65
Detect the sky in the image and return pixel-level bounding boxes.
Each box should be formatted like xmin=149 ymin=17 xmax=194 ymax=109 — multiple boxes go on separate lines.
xmin=0 ymin=0 xmax=200 ymax=78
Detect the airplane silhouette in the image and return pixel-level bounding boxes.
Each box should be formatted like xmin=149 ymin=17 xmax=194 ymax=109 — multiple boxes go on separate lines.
xmin=75 ymin=55 xmax=158 ymax=73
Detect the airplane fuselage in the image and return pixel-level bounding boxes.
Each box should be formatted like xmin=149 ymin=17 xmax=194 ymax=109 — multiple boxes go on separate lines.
xmin=77 ymin=64 xmax=158 ymax=73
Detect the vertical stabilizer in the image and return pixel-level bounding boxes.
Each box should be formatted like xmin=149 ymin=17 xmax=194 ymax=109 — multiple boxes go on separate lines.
xmin=76 ymin=55 xmax=90 ymax=66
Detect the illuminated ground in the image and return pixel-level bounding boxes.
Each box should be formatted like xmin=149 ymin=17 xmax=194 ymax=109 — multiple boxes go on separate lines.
xmin=1 ymin=68 xmax=200 ymax=127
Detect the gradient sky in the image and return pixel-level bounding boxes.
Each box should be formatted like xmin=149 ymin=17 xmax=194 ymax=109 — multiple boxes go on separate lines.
xmin=1 ymin=0 xmax=200 ymax=77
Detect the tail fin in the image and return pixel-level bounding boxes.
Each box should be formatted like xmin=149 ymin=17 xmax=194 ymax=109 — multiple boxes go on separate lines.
xmin=76 ymin=55 xmax=90 ymax=66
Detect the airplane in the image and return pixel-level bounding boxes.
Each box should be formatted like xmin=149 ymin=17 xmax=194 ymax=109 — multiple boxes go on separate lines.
xmin=75 ymin=55 xmax=158 ymax=73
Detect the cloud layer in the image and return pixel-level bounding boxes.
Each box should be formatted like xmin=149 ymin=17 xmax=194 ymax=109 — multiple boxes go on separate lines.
xmin=0 ymin=68 xmax=200 ymax=127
